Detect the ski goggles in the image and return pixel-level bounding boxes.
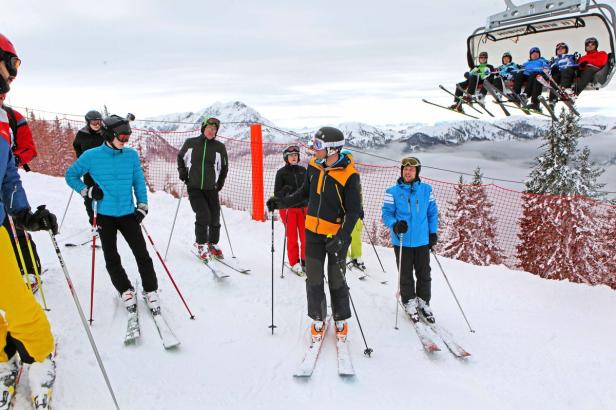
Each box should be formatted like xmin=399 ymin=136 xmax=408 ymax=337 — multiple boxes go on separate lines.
xmin=401 ymin=157 xmax=420 ymax=167
xmin=312 ymin=138 xmax=344 ymax=151
xmin=1 ymin=51 xmax=21 ymax=77
xmin=285 ymin=145 xmax=300 ymax=154
xmin=203 ymin=117 xmax=220 ymax=128
xmin=117 ymin=134 xmax=130 ymax=143
xmin=89 ymin=120 xmax=102 ymax=126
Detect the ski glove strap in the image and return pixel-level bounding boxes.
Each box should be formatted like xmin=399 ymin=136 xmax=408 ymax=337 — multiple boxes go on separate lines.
xmin=81 ymin=184 xmax=104 ymax=200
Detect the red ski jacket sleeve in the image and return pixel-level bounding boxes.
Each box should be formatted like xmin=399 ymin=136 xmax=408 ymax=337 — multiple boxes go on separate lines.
xmin=10 ymin=109 xmax=37 ymax=166
xmin=578 ymin=50 xmax=609 ymax=69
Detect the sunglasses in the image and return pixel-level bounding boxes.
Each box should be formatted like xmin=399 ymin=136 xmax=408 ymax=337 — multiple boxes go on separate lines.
xmin=117 ymin=134 xmax=130 ymax=143
xmin=401 ymin=157 xmax=419 ymax=167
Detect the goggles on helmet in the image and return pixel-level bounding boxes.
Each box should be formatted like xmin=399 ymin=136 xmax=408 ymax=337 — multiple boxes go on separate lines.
xmin=203 ymin=118 xmax=220 ymax=128
xmin=312 ymin=138 xmax=344 ymax=151
xmin=117 ymin=134 xmax=130 ymax=143
xmin=284 ymin=145 xmax=300 ymax=154
xmin=401 ymin=157 xmax=420 ymax=167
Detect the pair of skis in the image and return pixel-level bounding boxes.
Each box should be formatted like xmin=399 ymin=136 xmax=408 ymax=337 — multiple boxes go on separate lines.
xmin=346 ymin=262 xmax=388 ymax=285
xmin=400 ymin=303 xmax=470 ymax=358
xmin=3 ymin=348 xmax=57 ymax=409
xmin=294 ymin=318 xmax=355 ymax=377
xmin=193 ymin=252 xmax=251 ymax=280
xmin=124 ymin=298 xmax=180 ymax=350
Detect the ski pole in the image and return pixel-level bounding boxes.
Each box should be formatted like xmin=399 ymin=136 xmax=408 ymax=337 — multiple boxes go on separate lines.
xmin=164 ymin=185 xmax=184 ymax=261
xmin=89 ymin=201 xmax=98 ymax=325
xmin=141 ymin=223 xmax=195 ymax=319
xmin=6 ymin=214 xmax=33 ymax=293
xmin=394 ymin=233 xmax=404 ymax=330
xmin=365 ymin=219 xmax=387 ymax=274
xmin=58 ymin=190 xmax=74 ymax=233
xmin=279 ymin=210 xmax=288 ymax=279
xmin=23 ymin=230 xmax=49 ymax=311
xmin=45 ymin=225 xmax=121 ymax=410
xmin=431 ymin=250 xmax=475 ymax=333
xmin=336 ymin=254 xmax=373 ymax=357
xmin=269 ymin=210 xmax=276 ymax=334
xmin=220 ymin=206 xmax=236 ymax=259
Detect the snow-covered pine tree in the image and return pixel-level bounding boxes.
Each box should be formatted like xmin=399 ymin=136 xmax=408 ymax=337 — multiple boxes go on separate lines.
xmin=518 ymin=109 xmax=607 ymax=284
xmin=441 ymin=170 xmax=503 ymax=265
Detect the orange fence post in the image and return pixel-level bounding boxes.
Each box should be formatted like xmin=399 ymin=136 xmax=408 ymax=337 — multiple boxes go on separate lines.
xmin=250 ymin=123 xmax=265 ymax=221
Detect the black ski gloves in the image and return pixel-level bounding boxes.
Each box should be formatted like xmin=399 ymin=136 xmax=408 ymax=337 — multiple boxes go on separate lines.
xmin=325 ymin=231 xmax=349 ymax=255
xmin=14 ymin=205 xmax=58 ymax=235
xmin=81 ymin=184 xmax=104 ymax=200
xmin=178 ymin=167 xmax=188 ymax=182
xmin=266 ymin=196 xmax=280 ymax=213
xmin=134 ymin=204 xmax=148 ymax=224
xmin=429 ymin=233 xmax=438 ymax=249
xmin=393 ymin=220 xmax=408 ymax=235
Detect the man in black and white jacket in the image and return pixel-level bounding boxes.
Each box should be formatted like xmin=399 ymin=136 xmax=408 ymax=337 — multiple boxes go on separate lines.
xmin=177 ymin=117 xmax=228 ymax=261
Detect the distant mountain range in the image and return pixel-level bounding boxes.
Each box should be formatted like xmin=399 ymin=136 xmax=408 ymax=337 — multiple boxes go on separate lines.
xmin=135 ymin=101 xmax=616 ymax=151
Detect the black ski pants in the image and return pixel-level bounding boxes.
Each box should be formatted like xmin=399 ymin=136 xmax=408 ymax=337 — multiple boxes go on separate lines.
xmin=304 ymin=231 xmax=351 ymax=321
xmin=454 ymin=73 xmax=488 ymax=102
xmin=394 ymin=245 xmax=431 ymax=304
xmin=513 ymin=72 xmax=545 ymax=104
xmin=97 ymin=214 xmax=158 ymax=294
xmin=187 ymin=188 xmax=221 ymax=245
xmin=573 ymin=67 xmax=600 ymax=95
xmin=2 ymin=215 xmax=41 ymax=276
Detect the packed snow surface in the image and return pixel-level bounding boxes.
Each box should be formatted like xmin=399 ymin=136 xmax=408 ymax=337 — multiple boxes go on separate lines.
xmin=11 ymin=172 xmax=616 ymax=410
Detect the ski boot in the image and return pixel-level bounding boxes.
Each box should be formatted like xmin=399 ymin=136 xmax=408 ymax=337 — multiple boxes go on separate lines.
xmin=208 ymin=243 xmax=224 ymax=259
xmin=121 ymin=289 xmax=137 ymax=314
xmin=563 ymin=88 xmax=577 ymax=102
xmin=310 ymin=320 xmax=325 ymax=343
xmin=24 ymin=274 xmax=39 ymax=294
xmin=404 ymin=298 xmax=420 ymax=322
xmin=417 ymin=298 xmax=435 ymax=323
xmin=0 ymin=355 xmax=20 ymax=410
xmin=194 ymin=242 xmax=211 ymax=262
xmin=290 ymin=263 xmax=304 ymax=276
xmin=335 ymin=320 xmax=348 ymax=343
xmin=349 ymin=258 xmax=366 ymax=271
xmin=448 ymin=103 xmax=464 ymax=113
xmin=143 ymin=290 xmax=161 ymax=315
xmin=29 ymin=354 xmax=55 ymax=410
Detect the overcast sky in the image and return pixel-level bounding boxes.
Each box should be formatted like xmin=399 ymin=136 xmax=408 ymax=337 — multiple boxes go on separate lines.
xmin=2 ymin=0 xmax=616 ymax=127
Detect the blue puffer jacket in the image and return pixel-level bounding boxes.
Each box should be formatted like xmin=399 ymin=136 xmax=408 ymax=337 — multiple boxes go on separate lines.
xmin=522 ymin=57 xmax=550 ymax=75
xmin=551 ymin=54 xmax=576 ymax=70
xmin=0 ymin=138 xmax=29 ymax=222
xmin=65 ymin=143 xmax=147 ymax=217
xmin=382 ymin=178 xmax=438 ymax=247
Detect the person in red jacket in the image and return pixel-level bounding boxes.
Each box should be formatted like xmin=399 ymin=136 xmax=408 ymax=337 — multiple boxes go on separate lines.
xmin=574 ymin=37 xmax=609 ymax=95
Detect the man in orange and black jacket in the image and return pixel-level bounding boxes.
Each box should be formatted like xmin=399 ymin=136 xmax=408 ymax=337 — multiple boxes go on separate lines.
xmin=267 ymin=127 xmax=361 ymax=341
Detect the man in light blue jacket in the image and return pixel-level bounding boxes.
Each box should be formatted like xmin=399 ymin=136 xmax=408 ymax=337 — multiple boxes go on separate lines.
xmin=65 ymin=115 xmax=159 ymax=314
xmin=382 ymin=157 xmax=438 ymax=323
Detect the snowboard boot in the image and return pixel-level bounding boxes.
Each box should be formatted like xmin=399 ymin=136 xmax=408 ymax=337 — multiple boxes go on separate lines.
xmin=28 ymin=354 xmax=55 ymax=410
xmin=335 ymin=320 xmax=348 ymax=342
xmin=310 ymin=320 xmax=325 ymax=343
xmin=404 ymin=298 xmax=420 ymax=322
xmin=194 ymin=242 xmax=211 ymax=262
xmin=0 ymin=354 xmax=20 ymax=409
xmin=208 ymin=243 xmax=224 ymax=259
xmin=143 ymin=290 xmax=161 ymax=313
xmin=121 ymin=289 xmax=137 ymax=313
xmin=417 ymin=298 xmax=435 ymax=323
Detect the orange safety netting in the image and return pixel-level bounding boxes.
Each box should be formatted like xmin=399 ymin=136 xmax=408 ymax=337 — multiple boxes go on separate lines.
xmin=24 ymin=115 xmax=616 ymax=289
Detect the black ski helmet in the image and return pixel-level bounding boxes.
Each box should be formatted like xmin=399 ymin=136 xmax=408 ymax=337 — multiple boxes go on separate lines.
xmin=400 ymin=156 xmax=421 ymax=178
xmin=283 ymin=145 xmax=300 ymax=163
xmin=85 ymin=110 xmax=102 ymax=123
xmin=200 ymin=117 xmax=220 ymax=135
xmin=313 ymin=127 xmax=345 ymax=155
xmin=502 ymin=51 xmax=512 ymax=64
xmin=529 ymin=47 xmax=541 ymax=57
xmin=585 ymin=37 xmax=598 ymax=47
xmin=555 ymin=42 xmax=569 ymax=54
xmin=102 ymin=115 xmax=132 ymax=142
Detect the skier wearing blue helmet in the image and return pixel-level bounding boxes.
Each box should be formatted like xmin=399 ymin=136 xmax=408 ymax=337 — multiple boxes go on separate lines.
xmin=512 ymin=46 xmax=550 ymax=111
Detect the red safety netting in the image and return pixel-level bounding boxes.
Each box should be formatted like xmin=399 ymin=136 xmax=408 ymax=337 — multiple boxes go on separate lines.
xmin=23 ymin=115 xmax=616 ymax=289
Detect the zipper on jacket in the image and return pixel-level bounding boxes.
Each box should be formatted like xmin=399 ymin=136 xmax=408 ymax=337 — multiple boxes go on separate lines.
xmin=200 ymin=139 xmax=207 ymax=190
xmin=314 ymin=173 xmax=328 ymax=234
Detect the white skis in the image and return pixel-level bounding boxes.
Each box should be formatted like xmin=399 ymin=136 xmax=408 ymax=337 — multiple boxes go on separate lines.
xmin=148 ymin=307 xmax=180 ymax=350
xmin=294 ymin=318 xmax=331 ymax=377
